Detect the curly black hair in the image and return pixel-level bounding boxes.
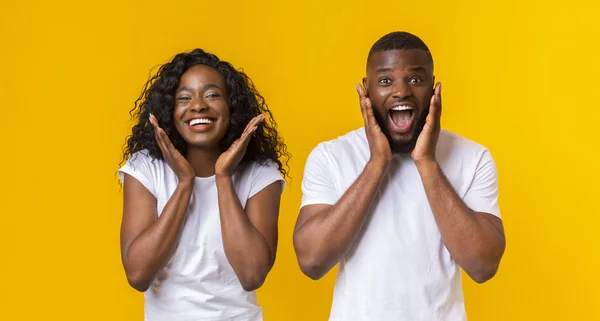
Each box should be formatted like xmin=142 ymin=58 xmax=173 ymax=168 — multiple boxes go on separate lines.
xmin=122 ymin=49 xmax=290 ymax=178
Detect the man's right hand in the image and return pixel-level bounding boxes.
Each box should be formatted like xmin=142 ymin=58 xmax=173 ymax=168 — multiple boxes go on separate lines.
xmin=356 ymin=84 xmax=392 ymax=165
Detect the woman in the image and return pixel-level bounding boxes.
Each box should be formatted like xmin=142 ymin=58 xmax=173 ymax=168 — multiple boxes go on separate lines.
xmin=118 ymin=49 xmax=289 ymax=321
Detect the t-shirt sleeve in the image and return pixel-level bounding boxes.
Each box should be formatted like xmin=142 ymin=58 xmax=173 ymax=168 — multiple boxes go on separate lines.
xmin=300 ymin=144 xmax=338 ymax=208
xmin=118 ymin=151 xmax=158 ymax=198
xmin=249 ymin=160 xmax=286 ymax=199
xmin=463 ymin=150 xmax=501 ymax=218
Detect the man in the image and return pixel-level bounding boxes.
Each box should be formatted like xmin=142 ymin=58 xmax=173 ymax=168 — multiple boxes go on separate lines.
xmin=293 ymin=31 xmax=506 ymax=320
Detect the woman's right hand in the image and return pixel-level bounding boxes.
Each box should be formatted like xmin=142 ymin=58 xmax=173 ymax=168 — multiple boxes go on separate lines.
xmin=149 ymin=114 xmax=196 ymax=183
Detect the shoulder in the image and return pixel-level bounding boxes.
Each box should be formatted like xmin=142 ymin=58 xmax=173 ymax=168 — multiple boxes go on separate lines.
xmin=309 ymin=127 xmax=368 ymax=160
xmin=246 ymin=159 xmax=281 ymax=176
xmin=438 ymin=129 xmax=491 ymax=160
xmin=235 ymin=159 xmax=285 ymax=199
xmin=237 ymin=159 xmax=284 ymax=185
xmin=119 ymin=150 xmax=167 ymax=197
xmin=436 ymin=130 xmax=497 ymax=186
xmin=127 ymin=149 xmax=163 ymax=166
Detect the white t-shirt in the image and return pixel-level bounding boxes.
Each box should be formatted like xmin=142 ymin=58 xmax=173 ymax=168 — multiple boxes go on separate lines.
xmin=301 ymin=128 xmax=501 ymax=321
xmin=119 ymin=150 xmax=285 ymax=321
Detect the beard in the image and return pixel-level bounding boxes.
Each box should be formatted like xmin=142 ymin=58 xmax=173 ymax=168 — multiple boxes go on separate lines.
xmin=371 ymin=105 xmax=429 ymax=154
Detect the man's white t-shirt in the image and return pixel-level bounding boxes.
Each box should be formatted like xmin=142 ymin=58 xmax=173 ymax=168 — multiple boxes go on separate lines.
xmin=301 ymin=128 xmax=501 ymax=321
xmin=119 ymin=150 xmax=285 ymax=321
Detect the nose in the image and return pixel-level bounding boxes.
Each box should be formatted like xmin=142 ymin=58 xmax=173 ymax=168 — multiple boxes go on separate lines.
xmin=392 ymin=81 xmax=412 ymax=99
xmin=190 ymin=97 xmax=208 ymax=112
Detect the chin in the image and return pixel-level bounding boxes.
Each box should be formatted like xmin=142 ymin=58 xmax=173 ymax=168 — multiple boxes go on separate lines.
xmin=390 ymin=132 xmax=414 ymax=143
xmin=181 ymin=137 xmax=216 ymax=149
xmin=388 ymin=131 xmax=420 ymax=154
xmin=190 ymin=142 xmax=219 ymax=150
xmin=389 ymin=141 xmax=417 ymax=154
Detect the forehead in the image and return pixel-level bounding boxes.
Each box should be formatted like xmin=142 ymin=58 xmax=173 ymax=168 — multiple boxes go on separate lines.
xmin=178 ymin=64 xmax=226 ymax=88
xmin=367 ymin=49 xmax=433 ymax=74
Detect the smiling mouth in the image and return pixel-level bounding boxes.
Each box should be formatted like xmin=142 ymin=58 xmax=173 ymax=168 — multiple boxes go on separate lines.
xmin=187 ymin=118 xmax=215 ymax=126
xmin=185 ymin=118 xmax=216 ymax=132
xmin=388 ymin=105 xmax=415 ymax=133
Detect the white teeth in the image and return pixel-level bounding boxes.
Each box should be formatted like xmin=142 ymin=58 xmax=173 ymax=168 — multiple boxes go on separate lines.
xmin=391 ymin=105 xmax=414 ymax=111
xmin=189 ymin=118 xmax=213 ymax=126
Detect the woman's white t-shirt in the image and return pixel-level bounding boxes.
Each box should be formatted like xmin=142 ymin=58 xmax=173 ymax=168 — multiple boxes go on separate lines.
xmin=119 ymin=150 xmax=285 ymax=321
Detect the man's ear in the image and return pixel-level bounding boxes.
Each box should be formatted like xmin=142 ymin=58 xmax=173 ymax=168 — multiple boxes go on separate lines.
xmin=362 ymin=77 xmax=369 ymax=97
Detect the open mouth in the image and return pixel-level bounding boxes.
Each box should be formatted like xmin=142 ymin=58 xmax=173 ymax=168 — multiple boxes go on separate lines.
xmin=186 ymin=118 xmax=216 ymax=132
xmin=388 ymin=105 xmax=415 ymax=133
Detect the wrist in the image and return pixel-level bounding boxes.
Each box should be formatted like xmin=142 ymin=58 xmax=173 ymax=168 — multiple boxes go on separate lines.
xmin=415 ymin=158 xmax=440 ymax=173
xmin=369 ymin=154 xmax=391 ymax=167
xmin=177 ymin=179 xmax=194 ymax=189
xmin=215 ymin=173 xmax=233 ymax=184
xmin=366 ymin=157 xmax=390 ymax=176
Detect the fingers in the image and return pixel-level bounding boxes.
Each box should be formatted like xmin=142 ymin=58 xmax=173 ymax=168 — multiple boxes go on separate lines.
xmin=243 ymin=114 xmax=264 ymax=139
xmin=243 ymin=114 xmax=265 ymax=135
xmin=239 ymin=123 xmax=259 ymax=147
xmin=357 ymin=84 xmax=370 ymax=127
xmin=356 ymin=84 xmax=372 ymax=111
xmin=427 ymin=82 xmax=442 ymax=128
xmin=149 ymin=114 xmax=163 ymax=147
xmin=158 ymin=127 xmax=176 ymax=152
xmin=356 ymin=83 xmax=367 ymax=103
xmin=149 ymin=114 xmax=172 ymax=156
xmin=364 ymin=100 xmax=380 ymax=129
xmin=357 ymin=84 xmax=380 ymax=131
xmin=435 ymin=82 xmax=442 ymax=116
xmin=229 ymin=114 xmax=263 ymax=154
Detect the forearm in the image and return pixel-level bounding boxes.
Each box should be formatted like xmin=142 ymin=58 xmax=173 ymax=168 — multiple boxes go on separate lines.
xmin=416 ymin=160 xmax=505 ymax=282
xmin=216 ymin=175 xmax=273 ymax=291
xmin=294 ymin=158 xmax=389 ymax=279
xmin=124 ymin=181 xmax=194 ymax=290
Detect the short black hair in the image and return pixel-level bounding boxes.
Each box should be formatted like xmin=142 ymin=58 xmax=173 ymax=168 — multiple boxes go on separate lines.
xmin=367 ymin=31 xmax=433 ymax=66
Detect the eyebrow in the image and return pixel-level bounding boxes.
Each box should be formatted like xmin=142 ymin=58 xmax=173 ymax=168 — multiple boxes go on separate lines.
xmin=408 ymin=67 xmax=427 ymax=73
xmin=375 ymin=67 xmax=393 ymax=73
xmin=176 ymin=84 xmax=223 ymax=93
xmin=375 ymin=66 xmax=428 ymax=73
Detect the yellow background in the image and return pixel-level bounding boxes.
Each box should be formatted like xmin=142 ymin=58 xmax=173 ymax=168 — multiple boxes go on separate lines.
xmin=1 ymin=0 xmax=599 ymax=320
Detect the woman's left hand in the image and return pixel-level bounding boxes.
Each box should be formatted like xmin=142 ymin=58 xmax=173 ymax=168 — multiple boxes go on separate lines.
xmin=215 ymin=114 xmax=265 ymax=177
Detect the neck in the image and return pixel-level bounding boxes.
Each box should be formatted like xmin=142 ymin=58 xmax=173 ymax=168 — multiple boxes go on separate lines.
xmin=186 ymin=146 xmax=221 ymax=178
